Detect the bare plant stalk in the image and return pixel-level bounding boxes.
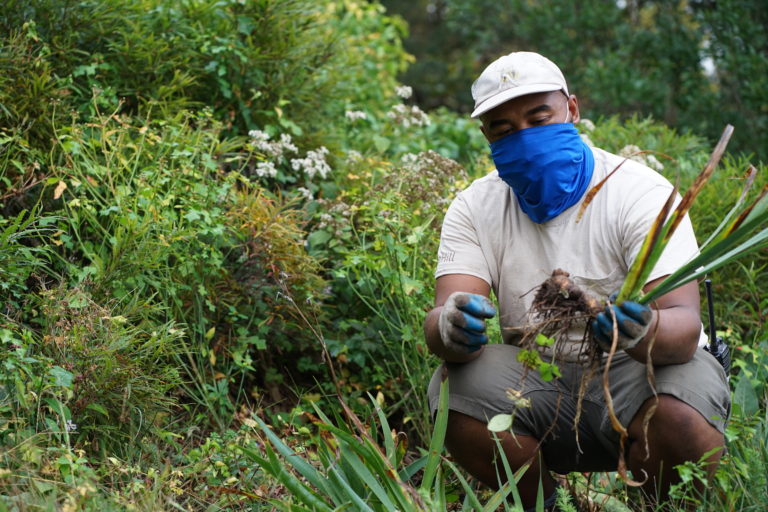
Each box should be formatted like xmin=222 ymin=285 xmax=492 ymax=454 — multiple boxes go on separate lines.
xmin=602 ymin=303 xmax=646 ymax=487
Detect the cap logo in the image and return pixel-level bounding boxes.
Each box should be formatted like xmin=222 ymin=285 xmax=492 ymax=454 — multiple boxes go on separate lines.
xmin=500 ymin=68 xmax=521 ymax=88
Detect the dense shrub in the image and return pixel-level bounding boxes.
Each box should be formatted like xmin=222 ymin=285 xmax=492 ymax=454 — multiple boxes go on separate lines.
xmin=1 ymin=0 xmax=410 ymax=151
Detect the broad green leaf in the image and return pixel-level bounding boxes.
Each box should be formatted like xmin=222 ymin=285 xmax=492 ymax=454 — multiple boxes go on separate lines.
xmin=487 ymin=414 xmax=513 ymax=433
xmin=733 ymin=376 xmax=759 ymax=417
xmin=49 ymin=366 xmax=74 ymax=388
xmin=86 ymin=403 xmax=109 ymax=417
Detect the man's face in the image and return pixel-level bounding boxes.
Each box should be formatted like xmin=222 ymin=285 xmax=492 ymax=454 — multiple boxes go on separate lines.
xmin=479 ymin=91 xmax=580 ymax=143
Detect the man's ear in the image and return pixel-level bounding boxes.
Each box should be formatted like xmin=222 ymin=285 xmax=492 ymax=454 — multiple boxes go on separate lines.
xmin=568 ymin=95 xmax=580 ymax=124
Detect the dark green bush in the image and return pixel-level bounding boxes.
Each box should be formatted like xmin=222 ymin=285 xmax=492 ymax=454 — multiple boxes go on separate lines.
xmin=1 ymin=0 xmax=411 ymax=151
xmin=0 ymin=23 xmax=67 ymax=152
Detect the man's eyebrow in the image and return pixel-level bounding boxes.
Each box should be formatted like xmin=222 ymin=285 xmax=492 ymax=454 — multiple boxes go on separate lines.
xmin=487 ymin=104 xmax=555 ymax=129
xmin=524 ymin=104 xmax=554 ymax=117
xmin=488 ymin=118 xmax=511 ymax=129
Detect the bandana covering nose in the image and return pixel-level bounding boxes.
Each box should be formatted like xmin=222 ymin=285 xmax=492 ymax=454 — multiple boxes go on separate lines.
xmin=490 ymin=123 xmax=594 ymax=223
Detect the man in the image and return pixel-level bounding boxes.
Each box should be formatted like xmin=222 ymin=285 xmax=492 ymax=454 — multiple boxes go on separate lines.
xmin=424 ymin=52 xmax=730 ymax=510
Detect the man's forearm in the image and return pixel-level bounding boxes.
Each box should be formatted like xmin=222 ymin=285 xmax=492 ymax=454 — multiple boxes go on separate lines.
xmin=626 ymin=305 xmax=701 ymax=365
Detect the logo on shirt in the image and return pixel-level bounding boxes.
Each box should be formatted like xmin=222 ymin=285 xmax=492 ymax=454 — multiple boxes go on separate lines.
xmin=438 ymin=250 xmax=456 ymax=263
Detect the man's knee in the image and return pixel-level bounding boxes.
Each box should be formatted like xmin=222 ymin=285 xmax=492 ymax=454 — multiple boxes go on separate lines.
xmin=629 ymin=394 xmax=724 ymax=462
xmin=445 ymin=410 xmax=540 ymax=464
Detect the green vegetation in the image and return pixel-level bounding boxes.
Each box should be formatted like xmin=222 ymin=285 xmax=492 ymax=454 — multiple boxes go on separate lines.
xmin=0 ymin=1 xmax=766 ymax=510
xmin=382 ymin=0 xmax=768 ymax=162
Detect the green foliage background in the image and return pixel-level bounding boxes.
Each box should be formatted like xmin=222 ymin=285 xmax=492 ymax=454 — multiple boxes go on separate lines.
xmin=0 ymin=0 xmax=766 ymax=510
xmin=382 ymin=0 xmax=768 ymax=162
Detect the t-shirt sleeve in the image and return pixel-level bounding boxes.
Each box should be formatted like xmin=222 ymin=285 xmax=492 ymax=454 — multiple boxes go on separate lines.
xmin=623 ymin=185 xmax=700 ymax=283
xmin=435 ymin=193 xmax=493 ymax=285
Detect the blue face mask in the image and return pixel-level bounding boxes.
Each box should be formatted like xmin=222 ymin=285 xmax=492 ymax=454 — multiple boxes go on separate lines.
xmin=490 ymin=123 xmax=594 ymax=223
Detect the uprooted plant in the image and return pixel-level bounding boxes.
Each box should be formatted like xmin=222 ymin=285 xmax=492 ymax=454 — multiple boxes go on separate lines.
xmin=505 ymin=124 xmax=767 ymax=485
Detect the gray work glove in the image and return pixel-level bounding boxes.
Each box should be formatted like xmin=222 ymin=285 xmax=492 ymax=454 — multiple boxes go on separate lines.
xmin=591 ymin=298 xmax=653 ymax=352
xmin=438 ymin=291 xmax=497 ymax=354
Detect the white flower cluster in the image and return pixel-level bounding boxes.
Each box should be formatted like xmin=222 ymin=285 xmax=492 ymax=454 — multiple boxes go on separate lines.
xmin=254 ymin=161 xmax=278 ymax=178
xmin=346 ymin=150 xmax=363 ymax=163
xmin=395 ymin=85 xmax=413 ymax=99
xmin=296 ymin=187 xmax=313 ymax=200
xmin=619 ymin=144 xmax=665 ymax=171
xmin=400 ymin=152 xmax=419 ymax=166
xmin=291 ymin=146 xmax=331 ymax=179
xmin=345 ymin=110 xmax=367 ymax=122
xmin=248 ymin=130 xmax=297 ymax=159
xmin=578 ymin=118 xmax=596 ymax=132
xmin=387 ymin=104 xmax=430 ymax=127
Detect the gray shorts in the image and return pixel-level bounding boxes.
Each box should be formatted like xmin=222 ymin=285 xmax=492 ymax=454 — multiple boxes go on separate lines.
xmin=427 ymin=344 xmax=730 ymax=473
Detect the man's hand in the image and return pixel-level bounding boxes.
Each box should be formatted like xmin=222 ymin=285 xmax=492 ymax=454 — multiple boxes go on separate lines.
xmin=592 ymin=300 xmax=653 ymax=352
xmin=438 ymin=291 xmax=497 ymax=354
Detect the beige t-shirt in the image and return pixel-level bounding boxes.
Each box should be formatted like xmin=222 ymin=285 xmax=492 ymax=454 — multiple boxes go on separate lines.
xmin=436 ymin=146 xmax=705 ymax=359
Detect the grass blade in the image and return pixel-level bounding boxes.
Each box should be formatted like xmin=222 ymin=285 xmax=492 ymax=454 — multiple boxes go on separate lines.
xmin=641 ymin=201 xmax=768 ymax=303
xmin=616 ymin=185 xmax=678 ymax=303
xmin=333 ymin=439 xmax=402 ymax=511
xmin=443 ymin=458 xmax=484 ymax=511
xmin=369 ymin=393 xmax=397 ymax=466
xmin=400 ymin=455 xmax=428 ymax=482
xmin=326 ymin=466 xmax=376 ymax=512
xmin=489 ymin=434 xmax=526 ymax=508
xmin=700 ymin=165 xmax=759 ymax=248
xmin=243 ymin=442 xmax=333 ymax=512
xmin=420 ymin=377 xmax=449 ymax=492
xmin=662 ymin=125 xmax=734 ymax=238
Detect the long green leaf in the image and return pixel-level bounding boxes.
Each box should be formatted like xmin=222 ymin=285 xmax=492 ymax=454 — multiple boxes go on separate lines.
xmin=616 ymin=185 xmax=678 ymax=303
xmin=642 ymin=227 xmax=768 ymax=303
xmin=420 ymin=377 xmax=449 ymax=492
xmin=369 ymin=393 xmax=397 ymax=467
xmin=326 ymin=466 xmax=376 ymax=512
xmin=443 ymin=458 xmax=485 ymax=511
xmin=700 ymin=165 xmax=759 ymax=248
xmin=642 ymin=204 xmax=768 ymax=303
xmin=742 ymin=185 xmax=768 ymax=225
xmin=489 ymin=434 xmax=526 ymax=509
xmin=253 ymin=442 xmax=334 ymax=512
xmin=482 ymin=479 xmax=521 ymax=512
xmin=335 ymin=439 xmax=402 ymax=511
xmin=618 ymin=125 xmax=735 ymax=304
xmin=308 ymin=410 xmax=412 ymax=510
xmin=434 ymin=464 xmax=446 ymax=511
xmin=251 ymin=415 xmax=330 ymax=494
xmin=400 ymin=455 xmax=428 ymax=482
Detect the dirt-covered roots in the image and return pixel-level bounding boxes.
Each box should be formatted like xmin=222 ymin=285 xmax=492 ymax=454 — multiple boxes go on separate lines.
xmin=523 ymin=269 xmax=602 ymax=349
xmin=533 ymin=269 xmax=602 ymax=320
xmin=527 ymin=269 xmax=650 ymax=488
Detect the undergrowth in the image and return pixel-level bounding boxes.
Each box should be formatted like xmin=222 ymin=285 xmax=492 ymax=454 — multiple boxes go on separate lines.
xmin=0 ymin=0 xmax=765 ymax=510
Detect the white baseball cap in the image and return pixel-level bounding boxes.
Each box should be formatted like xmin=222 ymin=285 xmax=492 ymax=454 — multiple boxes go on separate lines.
xmin=470 ymin=51 xmax=569 ymax=118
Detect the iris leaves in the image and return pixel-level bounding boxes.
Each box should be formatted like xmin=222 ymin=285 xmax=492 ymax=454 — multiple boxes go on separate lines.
xmin=613 ymin=125 xmax=767 ymax=306
xmin=247 ymin=379 xmax=526 ymax=511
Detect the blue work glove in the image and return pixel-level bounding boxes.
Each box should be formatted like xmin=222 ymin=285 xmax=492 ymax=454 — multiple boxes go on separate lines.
xmin=591 ymin=298 xmax=653 ymax=352
xmin=438 ymin=291 xmax=497 ymax=354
